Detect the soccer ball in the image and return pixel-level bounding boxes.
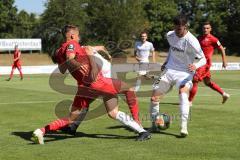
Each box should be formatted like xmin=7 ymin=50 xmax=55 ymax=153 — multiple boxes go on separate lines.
xmin=155 ymin=113 xmax=171 ymax=130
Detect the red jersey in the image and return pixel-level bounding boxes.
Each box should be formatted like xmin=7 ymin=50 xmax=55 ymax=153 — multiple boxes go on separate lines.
xmin=55 ymin=40 xmax=91 ymax=85
xmin=198 ymin=34 xmax=222 ymax=66
xmin=14 ymin=49 xmax=21 ymax=63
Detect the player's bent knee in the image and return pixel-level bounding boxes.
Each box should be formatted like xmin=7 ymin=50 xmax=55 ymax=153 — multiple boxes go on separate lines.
xmin=69 ymin=109 xmax=81 ymax=121
xmin=107 ymin=111 xmax=117 ymax=119
xmin=128 ymin=87 xmax=135 ymax=92
xmin=179 ymin=86 xmax=189 ymax=93
xmin=203 ymin=78 xmax=211 ymax=86
xmin=153 ymin=80 xmax=171 ymax=94
xmin=204 ymin=80 xmax=211 ymax=86
xmin=107 ymin=108 xmax=119 ymax=119
xmin=68 ymin=119 xmax=74 ymax=124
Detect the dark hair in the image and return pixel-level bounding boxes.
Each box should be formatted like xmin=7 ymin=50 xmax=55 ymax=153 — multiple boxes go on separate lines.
xmin=51 ymin=49 xmax=58 ymax=64
xmin=173 ymin=14 xmax=188 ymax=26
xmin=61 ymin=24 xmax=79 ymax=38
xmin=140 ymin=31 xmax=148 ymax=36
xmin=203 ymin=21 xmax=211 ymax=26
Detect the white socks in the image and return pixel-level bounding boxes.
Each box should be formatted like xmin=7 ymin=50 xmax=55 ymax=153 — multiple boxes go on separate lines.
xmin=116 ymin=111 xmax=145 ymax=133
xmin=149 ymin=100 xmax=159 ymax=123
xmin=134 ymin=79 xmax=141 ymax=92
xmin=179 ymin=92 xmax=189 ymax=129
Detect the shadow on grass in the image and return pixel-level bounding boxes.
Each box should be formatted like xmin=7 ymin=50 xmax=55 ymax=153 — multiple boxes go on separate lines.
xmin=107 ymin=125 xmax=187 ymax=139
xmin=160 ymin=102 xmax=179 ymax=106
xmin=157 ymin=131 xmax=186 ymax=139
xmin=106 ymin=125 xmax=134 ymax=133
xmin=11 ymin=131 xmax=136 ymax=144
xmin=11 ymin=131 xmax=33 ymax=142
xmin=145 ymin=127 xmax=187 ymax=138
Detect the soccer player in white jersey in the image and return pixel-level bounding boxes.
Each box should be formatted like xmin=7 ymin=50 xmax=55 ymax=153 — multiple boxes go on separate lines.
xmin=134 ymin=31 xmax=156 ymax=91
xmin=149 ymin=14 xmax=206 ymax=137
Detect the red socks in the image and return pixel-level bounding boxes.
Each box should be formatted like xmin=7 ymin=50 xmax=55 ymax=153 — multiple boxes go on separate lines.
xmin=125 ymin=90 xmax=140 ymax=124
xmin=40 ymin=118 xmax=69 ymax=135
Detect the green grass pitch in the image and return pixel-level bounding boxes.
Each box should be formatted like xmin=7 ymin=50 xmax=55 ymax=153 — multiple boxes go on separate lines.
xmin=0 ymin=71 xmax=240 ymax=160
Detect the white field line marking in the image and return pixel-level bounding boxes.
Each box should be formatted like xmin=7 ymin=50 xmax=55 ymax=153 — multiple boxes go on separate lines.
xmin=0 ymin=93 xmax=238 ymax=105
xmin=198 ymin=86 xmax=240 ymax=91
xmin=0 ymin=87 xmax=239 ymax=105
xmin=136 ymin=93 xmax=240 ymax=100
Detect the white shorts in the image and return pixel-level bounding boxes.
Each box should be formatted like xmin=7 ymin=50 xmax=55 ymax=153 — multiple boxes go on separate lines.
xmin=137 ymin=62 xmax=149 ymax=76
xmin=152 ymin=69 xmax=194 ymax=94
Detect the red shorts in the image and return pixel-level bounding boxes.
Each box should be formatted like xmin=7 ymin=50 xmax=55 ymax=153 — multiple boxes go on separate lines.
xmin=12 ymin=62 xmax=21 ymax=68
xmin=193 ymin=65 xmax=211 ymax=82
xmin=72 ymin=77 xmax=122 ymax=109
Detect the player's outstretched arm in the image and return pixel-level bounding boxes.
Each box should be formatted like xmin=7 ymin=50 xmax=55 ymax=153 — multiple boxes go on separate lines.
xmin=152 ymin=50 xmax=156 ymax=63
xmin=191 ymin=57 xmax=206 ymax=72
xmin=219 ymin=46 xmax=227 ymax=68
xmin=92 ymin=46 xmax=112 ymax=62
xmin=92 ymin=46 xmax=107 ymax=52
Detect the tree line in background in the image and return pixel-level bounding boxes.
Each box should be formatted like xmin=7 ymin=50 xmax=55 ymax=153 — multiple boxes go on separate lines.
xmin=1 ymin=0 xmax=240 ymax=55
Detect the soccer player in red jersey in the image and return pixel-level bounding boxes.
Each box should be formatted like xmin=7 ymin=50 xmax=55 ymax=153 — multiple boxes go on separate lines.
xmin=188 ymin=22 xmax=230 ymax=106
xmin=32 ymin=25 xmax=150 ymax=144
xmin=6 ymin=45 xmax=23 ymax=81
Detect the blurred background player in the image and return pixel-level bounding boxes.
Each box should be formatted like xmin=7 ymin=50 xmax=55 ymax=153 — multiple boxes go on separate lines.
xmin=134 ymin=31 xmax=155 ymax=91
xmin=149 ymin=15 xmax=206 ymax=137
xmin=6 ymin=45 xmax=23 ymax=81
xmin=32 ymin=25 xmax=150 ymax=144
xmin=188 ymin=22 xmax=230 ymax=106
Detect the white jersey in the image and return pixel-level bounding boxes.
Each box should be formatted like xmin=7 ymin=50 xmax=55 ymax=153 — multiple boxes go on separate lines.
xmin=166 ymin=31 xmax=205 ymax=73
xmin=135 ymin=41 xmax=154 ymax=63
xmin=93 ymin=51 xmax=111 ymax=78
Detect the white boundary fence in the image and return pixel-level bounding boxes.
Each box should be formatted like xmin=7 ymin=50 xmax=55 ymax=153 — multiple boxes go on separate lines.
xmin=0 ymin=39 xmax=41 ymax=51
xmin=0 ymin=62 xmax=239 ymax=75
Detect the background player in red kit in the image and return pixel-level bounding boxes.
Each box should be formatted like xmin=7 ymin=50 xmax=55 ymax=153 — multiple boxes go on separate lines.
xmin=6 ymin=45 xmax=23 ymax=81
xmin=188 ymin=22 xmax=230 ymax=106
xmin=32 ymin=25 xmax=150 ymax=144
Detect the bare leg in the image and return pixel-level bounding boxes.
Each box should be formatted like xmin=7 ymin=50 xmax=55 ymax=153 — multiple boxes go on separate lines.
xmin=103 ymin=96 xmax=146 ymax=134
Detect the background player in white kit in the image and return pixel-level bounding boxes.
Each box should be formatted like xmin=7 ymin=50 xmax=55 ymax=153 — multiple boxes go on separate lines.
xmin=134 ymin=31 xmax=156 ymax=91
xmin=149 ymin=14 xmax=206 ymax=137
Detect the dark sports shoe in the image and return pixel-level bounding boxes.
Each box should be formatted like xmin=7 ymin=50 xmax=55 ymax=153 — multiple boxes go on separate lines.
xmin=136 ymin=131 xmax=151 ymax=141
xmin=60 ymin=126 xmax=76 ymax=136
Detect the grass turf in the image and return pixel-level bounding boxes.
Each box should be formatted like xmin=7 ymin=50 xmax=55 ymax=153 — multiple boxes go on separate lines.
xmin=0 ymin=71 xmax=239 ymax=160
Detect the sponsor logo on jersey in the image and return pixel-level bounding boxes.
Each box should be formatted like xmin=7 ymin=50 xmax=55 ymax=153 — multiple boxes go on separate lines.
xmin=171 ymin=46 xmax=184 ymax=52
xmin=67 ymin=44 xmax=74 ymax=51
